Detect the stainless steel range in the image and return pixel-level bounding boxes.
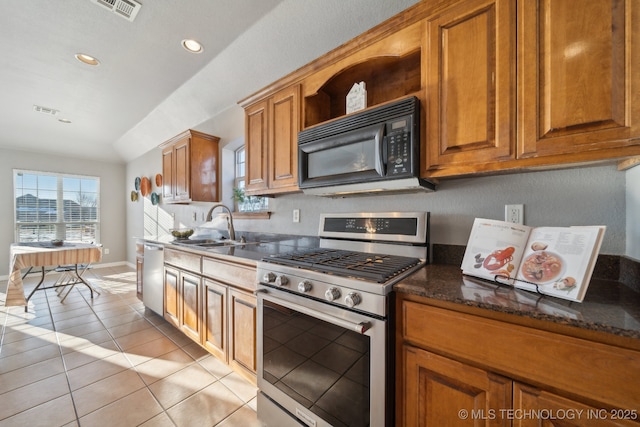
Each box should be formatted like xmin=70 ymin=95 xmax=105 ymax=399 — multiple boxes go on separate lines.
xmin=256 ymin=212 xmax=429 ymax=427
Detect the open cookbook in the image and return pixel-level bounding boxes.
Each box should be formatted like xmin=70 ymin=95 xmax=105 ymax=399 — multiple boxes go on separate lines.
xmin=461 ymin=218 xmax=606 ymax=302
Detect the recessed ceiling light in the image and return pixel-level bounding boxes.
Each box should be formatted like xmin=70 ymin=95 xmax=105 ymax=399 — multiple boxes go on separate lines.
xmin=75 ymin=53 xmax=100 ymax=66
xmin=58 ymin=118 xmax=72 ymax=124
xmin=182 ymin=39 xmax=203 ymax=54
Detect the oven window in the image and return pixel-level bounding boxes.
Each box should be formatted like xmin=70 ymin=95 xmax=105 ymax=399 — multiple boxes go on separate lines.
xmin=262 ymin=300 xmax=370 ymax=427
xmin=308 ymin=140 xmax=377 ymax=179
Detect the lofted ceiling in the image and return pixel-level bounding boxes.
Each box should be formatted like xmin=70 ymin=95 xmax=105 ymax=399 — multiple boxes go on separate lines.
xmin=0 ymin=0 xmax=419 ymax=164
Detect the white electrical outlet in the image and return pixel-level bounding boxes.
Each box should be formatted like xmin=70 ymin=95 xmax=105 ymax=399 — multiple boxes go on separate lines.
xmin=293 ymin=209 xmax=300 ymax=223
xmin=104 ymin=248 xmax=110 ymax=255
xmin=505 ymin=204 xmax=524 ymax=224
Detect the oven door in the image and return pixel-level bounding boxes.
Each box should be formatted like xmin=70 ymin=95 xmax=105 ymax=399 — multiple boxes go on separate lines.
xmin=298 ymin=122 xmax=386 ymax=189
xmin=256 ymin=286 xmax=389 ymax=427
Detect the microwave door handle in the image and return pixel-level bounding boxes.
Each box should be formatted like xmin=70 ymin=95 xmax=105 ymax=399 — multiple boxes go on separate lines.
xmin=374 ymin=124 xmax=386 ymax=176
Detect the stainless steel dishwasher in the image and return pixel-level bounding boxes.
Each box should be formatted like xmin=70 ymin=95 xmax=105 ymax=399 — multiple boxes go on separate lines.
xmin=142 ymin=242 xmax=164 ymax=315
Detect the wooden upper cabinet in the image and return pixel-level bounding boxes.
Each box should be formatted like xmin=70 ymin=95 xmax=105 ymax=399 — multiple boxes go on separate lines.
xmin=424 ymin=0 xmax=515 ymax=173
xmin=160 ymin=130 xmax=220 ymax=203
xmin=245 ymin=85 xmax=300 ymax=196
xmin=245 ymin=100 xmax=269 ymax=194
xmin=518 ymin=0 xmax=639 ymax=158
xmin=269 ymin=85 xmax=300 ymax=191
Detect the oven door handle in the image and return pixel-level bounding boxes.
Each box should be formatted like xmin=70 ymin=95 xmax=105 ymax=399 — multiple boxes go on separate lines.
xmin=256 ymin=288 xmax=371 ymax=334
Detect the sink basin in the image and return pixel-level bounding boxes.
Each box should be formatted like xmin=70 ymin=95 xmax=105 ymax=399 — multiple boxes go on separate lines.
xmin=173 ymin=239 xmax=221 ymax=245
xmin=172 ymin=238 xmax=257 ymax=248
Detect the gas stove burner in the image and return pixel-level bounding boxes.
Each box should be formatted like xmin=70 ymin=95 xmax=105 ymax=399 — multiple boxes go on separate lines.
xmin=264 ymin=248 xmax=422 ymax=283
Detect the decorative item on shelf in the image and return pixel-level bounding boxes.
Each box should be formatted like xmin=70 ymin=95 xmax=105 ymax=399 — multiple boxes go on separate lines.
xmin=134 ymin=177 xmax=141 ymax=191
xmin=155 ymin=173 xmax=162 ymax=187
xmin=346 ymin=81 xmax=367 ymax=114
xmin=130 ymin=190 xmax=139 ymax=202
xmin=151 ymin=192 xmax=160 ymax=205
xmin=140 ymin=176 xmax=151 ymax=196
xmin=51 ymin=239 xmax=64 ymax=247
xmin=232 ymin=187 xmax=268 ymax=213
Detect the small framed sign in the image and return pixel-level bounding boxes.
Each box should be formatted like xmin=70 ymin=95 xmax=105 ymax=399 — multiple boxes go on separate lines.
xmin=346 ymin=81 xmax=367 ymax=114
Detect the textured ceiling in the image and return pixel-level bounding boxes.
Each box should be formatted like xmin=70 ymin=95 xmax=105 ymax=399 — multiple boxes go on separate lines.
xmin=0 ymin=0 xmax=419 ymax=164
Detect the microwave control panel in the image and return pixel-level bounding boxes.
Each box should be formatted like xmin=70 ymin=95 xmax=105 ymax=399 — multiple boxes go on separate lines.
xmin=385 ymin=116 xmax=414 ymax=176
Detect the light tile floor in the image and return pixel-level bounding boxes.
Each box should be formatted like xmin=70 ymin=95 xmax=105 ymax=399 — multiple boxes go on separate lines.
xmin=0 ymin=265 xmax=259 ymax=427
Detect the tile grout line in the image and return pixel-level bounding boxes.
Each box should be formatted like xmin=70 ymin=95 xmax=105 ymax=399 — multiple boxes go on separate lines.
xmin=75 ymin=279 xmax=181 ymax=427
xmin=43 ymin=287 xmax=82 ymax=425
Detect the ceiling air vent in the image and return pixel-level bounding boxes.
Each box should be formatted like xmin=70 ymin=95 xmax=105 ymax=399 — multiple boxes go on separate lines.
xmin=90 ymin=0 xmax=142 ymax=22
xmin=33 ymin=105 xmax=59 ymax=116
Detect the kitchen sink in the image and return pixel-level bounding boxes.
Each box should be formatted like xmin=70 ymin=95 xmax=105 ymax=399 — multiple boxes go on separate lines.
xmin=171 ymin=238 xmax=257 ymax=248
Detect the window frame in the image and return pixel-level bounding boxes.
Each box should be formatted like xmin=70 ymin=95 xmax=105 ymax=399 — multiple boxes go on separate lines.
xmin=232 ymin=146 xmax=269 ymax=218
xmin=14 ymin=169 xmax=101 ymax=243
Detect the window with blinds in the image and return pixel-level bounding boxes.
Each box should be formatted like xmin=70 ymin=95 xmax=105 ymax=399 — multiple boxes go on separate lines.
xmin=234 ymin=147 xmax=268 ymax=212
xmin=14 ymin=170 xmax=100 ymax=243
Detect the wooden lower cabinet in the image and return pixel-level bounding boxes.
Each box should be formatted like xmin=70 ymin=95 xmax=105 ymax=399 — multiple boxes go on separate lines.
xmin=228 ymin=288 xmax=257 ymax=381
xmin=136 ymin=255 xmax=143 ymax=301
xmin=513 ymin=383 xmax=639 ymax=427
xmin=180 ymin=271 xmax=201 ymax=342
xmin=163 ymin=250 xmax=257 ymax=384
xmin=403 ymin=345 xmax=512 ymax=426
xmin=203 ymin=278 xmax=227 ymax=361
xmin=397 ymin=295 xmax=640 ymax=426
xmin=163 ymin=264 xmax=202 ymax=342
xmin=164 ymin=266 xmax=180 ymax=327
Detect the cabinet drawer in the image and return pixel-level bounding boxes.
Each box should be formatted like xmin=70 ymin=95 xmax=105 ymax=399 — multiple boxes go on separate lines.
xmin=401 ymin=301 xmax=640 ymax=411
xmin=164 ymin=248 xmax=201 ymax=273
xmin=202 ymin=257 xmax=256 ymax=291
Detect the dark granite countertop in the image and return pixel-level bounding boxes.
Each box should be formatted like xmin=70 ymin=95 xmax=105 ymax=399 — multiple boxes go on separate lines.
xmin=141 ymin=233 xmax=319 ymax=264
xmin=395 ymin=263 xmax=640 ymax=341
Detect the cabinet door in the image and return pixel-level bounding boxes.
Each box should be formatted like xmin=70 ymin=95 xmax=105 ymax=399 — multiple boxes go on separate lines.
xmin=161 ymin=145 xmax=174 ymax=201
xmin=518 ymin=0 xmax=638 ymax=158
xmin=425 ymin=0 xmax=515 ymax=174
xmin=514 ymin=382 xmax=640 ymax=427
xmin=180 ymin=271 xmax=201 ymax=342
xmin=203 ymin=279 xmax=227 ymax=361
xmin=136 ymin=255 xmax=143 ymax=301
xmin=228 ymin=288 xmax=257 ymax=378
xmin=245 ymin=100 xmax=269 ymax=194
xmin=402 ymin=345 xmax=512 ymax=427
xmin=268 ymin=85 xmax=300 ymax=192
xmin=173 ymin=137 xmax=191 ymax=201
xmin=164 ymin=266 xmax=180 ymax=327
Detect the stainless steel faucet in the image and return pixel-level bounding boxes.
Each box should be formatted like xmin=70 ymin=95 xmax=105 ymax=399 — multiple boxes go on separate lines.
xmin=205 ymin=203 xmax=236 ymax=241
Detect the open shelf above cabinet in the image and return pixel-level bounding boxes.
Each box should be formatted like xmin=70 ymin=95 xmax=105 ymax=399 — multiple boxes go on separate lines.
xmin=304 ymin=50 xmax=421 ymax=128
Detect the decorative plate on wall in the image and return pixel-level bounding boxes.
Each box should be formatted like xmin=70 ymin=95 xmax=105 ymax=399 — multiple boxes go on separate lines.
xmin=140 ymin=177 xmax=151 ymax=196
xmin=151 ymin=192 xmax=160 ymax=205
xmin=130 ymin=190 xmax=139 ymax=202
xmin=134 ymin=177 xmax=141 ymax=191
xmin=155 ymin=174 xmax=163 ymax=187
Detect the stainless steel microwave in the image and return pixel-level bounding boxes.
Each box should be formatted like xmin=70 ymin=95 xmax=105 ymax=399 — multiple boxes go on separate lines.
xmin=298 ymin=96 xmax=435 ymax=196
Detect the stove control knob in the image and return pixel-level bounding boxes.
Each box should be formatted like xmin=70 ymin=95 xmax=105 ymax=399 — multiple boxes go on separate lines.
xmin=298 ymin=280 xmax=312 ymax=293
xmin=345 ymin=292 xmax=362 ymax=308
xmin=262 ymin=272 xmax=276 ymax=283
xmin=275 ymin=275 xmax=289 ymax=287
xmin=325 ymin=287 xmax=341 ymax=302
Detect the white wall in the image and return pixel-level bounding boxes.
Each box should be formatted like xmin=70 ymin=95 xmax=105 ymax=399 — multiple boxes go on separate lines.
xmin=0 ymin=148 xmax=126 ymax=276
xmin=627 ymin=165 xmax=640 ymax=261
